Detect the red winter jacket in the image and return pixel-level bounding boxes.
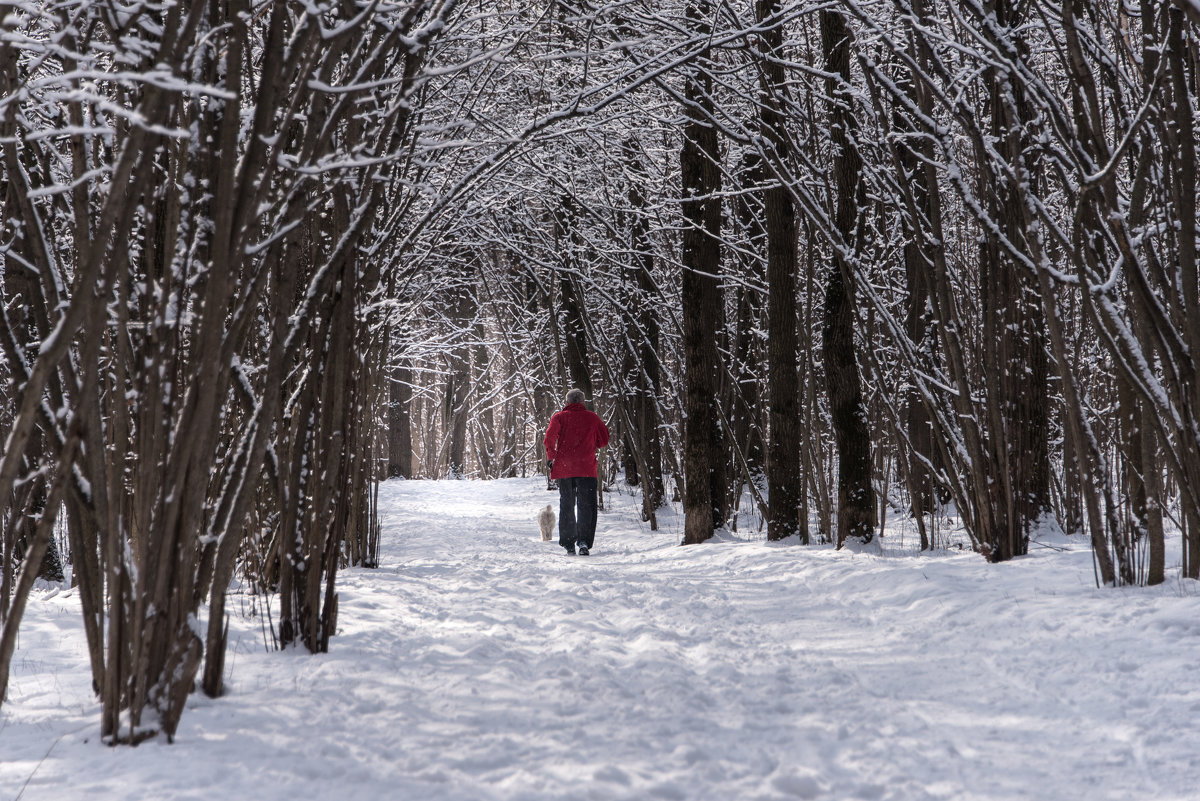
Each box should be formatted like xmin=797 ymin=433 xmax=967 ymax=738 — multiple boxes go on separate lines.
xmin=544 ymin=403 xmax=610 ymax=479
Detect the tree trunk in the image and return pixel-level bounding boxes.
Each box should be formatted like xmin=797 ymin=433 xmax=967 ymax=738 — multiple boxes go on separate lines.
xmin=625 ymin=139 xmax=665 ymax=519
xmin=388 ymin=359 xmax=414 ymax=479
xmin=894 ymin=54 xmax=939 ymax=537
xmin=446 ymin=283 xmax=473 ymax=479
xmin=558 ymin=197 xmax=595 ymax=401
xmin=680 ymin=0 xmax=726 ymax=545
xmin=820 ymin=9 xmax=876 ymax=549
xmin=730 ymin=152 xmax=766 ymax=480
xmin=756 ymin=0 xmax=805 ymax=543
xmin=1166 ymin=5 xmax=1200 ymax=577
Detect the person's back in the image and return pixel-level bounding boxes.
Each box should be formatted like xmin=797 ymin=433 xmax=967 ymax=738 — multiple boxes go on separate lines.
xmin=545 ymin=403 xmax=608 ymax=480
xmin=544 ymin=389 xmax=610 ymax=555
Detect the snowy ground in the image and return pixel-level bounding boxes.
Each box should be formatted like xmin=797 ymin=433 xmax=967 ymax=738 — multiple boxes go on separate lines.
xmin=3 ymin=478 xmax=1199 ymax=801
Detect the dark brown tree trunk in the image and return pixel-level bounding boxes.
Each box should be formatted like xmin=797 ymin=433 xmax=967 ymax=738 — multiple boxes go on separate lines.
xmin=1166 ymin=5 xmax=1200 ymax=577
xmin=473 ymin=313 xmax=496 ymax=477
xmin=1134 ymin=0 xmax=1166 ymax=586
xmin=446 ymin=283 xmax=473 ymax=478
xmin=970 ymin=0 xmax=1051 ymax=563
xmin=800 ymin=223 xmax=833 ymax=542
xmin=820 ymin=9 xmax=876 ymax=549
xmin=756 ymin=0 xmax=805 ymax=543
xmin=730 ymin=152 xmax=766 ymax=480
xmin=388 ymin=360 xmax=414 ymax=479
xmin=625 ymin=141 xmax=666 ymax=519
xmin=680 ymin=0 xmax=726 ymax=545
xmin=1141 ymin=411 xmax=1166 ymax=586
xmin=979 ymin=233 xmax=1049 ymax=563
xmin=637 ymin=278 xmax=665 ymax=517
xmin=1 ymin=230 xmax=66 ymax=582
xmin=558 ymin=197 xmax=595 ymax=401
xmin=893 ymin=56 xmax=939 ymax=541
xmin=620 ymin=308 xmax=641 ymax=487
xmin=1118 ymin=375 xmax=1151 ymax=568
xmin=1061 ymin=394 xmax=1084 ymax=535
xmin=0 ymin=423 xmax=80 ymax=705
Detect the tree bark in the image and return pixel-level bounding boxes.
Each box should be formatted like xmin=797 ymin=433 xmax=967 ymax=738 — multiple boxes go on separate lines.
xmin=1166 ymin=5 xmax=1200 ymax=577
xmin=558 ymin=196 xmax=595 ymax=401
xmin=893 ymin=53 xmax=939 ymax=540
xmin=388 ymin=359 xmax=414 ymax=479
xmin=625 ymin=140 xmax=666 ymax=519
xmin=820 ymin=9 xmax=876 ymax=549
xmin=680 ymin=0 xmax=726 ymax=544
xmin=446 ymin=282 xmax=473 ymax=479
xmin=730 ymin=152 xmax=766 ymax=480
xmin=756 ymin=0 xmax=805 ymax=543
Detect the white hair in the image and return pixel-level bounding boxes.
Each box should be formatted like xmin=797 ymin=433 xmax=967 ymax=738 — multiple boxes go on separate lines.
xmin=565 ymin=388 xmax=586 ymax=405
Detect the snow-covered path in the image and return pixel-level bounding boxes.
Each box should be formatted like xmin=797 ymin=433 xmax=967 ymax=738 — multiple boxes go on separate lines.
xmin=3 ymin=478 xmax=1198 ymax=800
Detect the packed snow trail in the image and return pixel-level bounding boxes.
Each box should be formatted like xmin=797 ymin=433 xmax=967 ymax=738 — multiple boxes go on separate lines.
xmin=3 ymin=478 xmax=1199 ymax=800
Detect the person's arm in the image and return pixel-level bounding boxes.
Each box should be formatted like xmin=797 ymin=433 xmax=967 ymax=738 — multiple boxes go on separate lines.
xmin=595 ymin=415 xmax=610 ymax=449
xmin=544 ymin=414 xmax=561 ymax=461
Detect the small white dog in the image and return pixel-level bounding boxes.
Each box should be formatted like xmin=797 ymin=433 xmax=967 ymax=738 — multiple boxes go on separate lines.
xmin=538 ymin=504 xmax=556 ymax=541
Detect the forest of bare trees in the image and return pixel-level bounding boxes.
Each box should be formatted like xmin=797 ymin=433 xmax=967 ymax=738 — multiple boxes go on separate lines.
xmin=2 ymin=0 xmax=1199 ymax=742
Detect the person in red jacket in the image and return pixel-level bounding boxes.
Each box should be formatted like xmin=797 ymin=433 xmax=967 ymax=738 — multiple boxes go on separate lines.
xmin=544 ymin=388 xmax=610 ymax=555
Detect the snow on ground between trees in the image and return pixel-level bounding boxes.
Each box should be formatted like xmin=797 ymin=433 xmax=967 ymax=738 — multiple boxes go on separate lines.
xmin=2 ymin=478 xmax=1198 ymax=801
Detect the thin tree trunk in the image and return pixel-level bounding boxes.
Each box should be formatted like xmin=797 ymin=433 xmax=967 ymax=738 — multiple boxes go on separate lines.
xmin=730 ymin=152 xmax=766 ymax=480
xmin=625 ymin=139 xmax=665 ymax=517
xmin=558 ymin=197 xmax=595 ymax=401
xmin=894 ymin=54 xmax=938 ymax=538
xmin=1166 ymin=5 xmax=1200 ymax=577
xmin=389 ymin=359 xmax=413 ymax=479
xmin=446 ymin=283 xmax=473 ymax=478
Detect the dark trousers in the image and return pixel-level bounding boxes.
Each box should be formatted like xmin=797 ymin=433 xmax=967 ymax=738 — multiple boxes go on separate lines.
xmin=558 ymin=476 xmax=598 ymax=550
